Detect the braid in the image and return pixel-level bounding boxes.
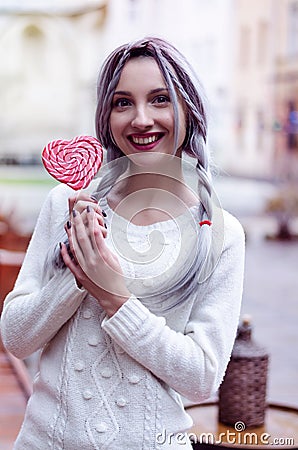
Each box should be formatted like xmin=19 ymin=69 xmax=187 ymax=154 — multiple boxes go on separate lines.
xmin=158 ymin=53 xmax=212 ymax=222
xmin=196 ymin=162 xmax=213 ymax=221
xmin=169 ymin=71 xmax=207 ymax=141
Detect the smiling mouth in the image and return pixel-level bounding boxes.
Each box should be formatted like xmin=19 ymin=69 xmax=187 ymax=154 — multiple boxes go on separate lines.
xmin=129 ymin=133 xmax=163 ymax=146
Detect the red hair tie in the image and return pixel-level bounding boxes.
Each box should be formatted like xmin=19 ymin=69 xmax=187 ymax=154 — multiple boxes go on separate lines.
xmin=199 ymin=220 xmax=212 ymax=227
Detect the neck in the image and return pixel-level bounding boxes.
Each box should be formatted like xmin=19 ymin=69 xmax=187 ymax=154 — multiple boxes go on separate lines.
xmin=127 ymin=154 xmax=184 ymax=192
xmin=107 ymin=154 xmax=199 ymax=225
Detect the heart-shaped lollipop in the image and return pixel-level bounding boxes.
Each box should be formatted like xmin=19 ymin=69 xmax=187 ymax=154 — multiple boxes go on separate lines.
xmin=42 ymin=135 xmax=103 ymax=190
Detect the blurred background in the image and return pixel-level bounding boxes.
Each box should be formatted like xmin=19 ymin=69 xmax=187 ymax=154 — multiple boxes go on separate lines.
xmin=0 ymin=0 xmax=297 ymax=412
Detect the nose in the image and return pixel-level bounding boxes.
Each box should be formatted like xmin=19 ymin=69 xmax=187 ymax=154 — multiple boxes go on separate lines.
xmin=131 ymin=105 xmax=154 ymax=129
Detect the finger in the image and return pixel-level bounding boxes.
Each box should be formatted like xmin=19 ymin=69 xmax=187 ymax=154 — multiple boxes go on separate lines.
xmin=60 ymin=242 xmax=85 ymax=285
xmin=93 ymin=222 xmax=123 ymax=279
xmin=87 ymin=209 xmax=115 ymax=268
xmin=60 ymin=242 xmax=78 ymax=273
xmin=68 ymin=194 xmax=80 ymax=215
xmin=63 ymin=224 xmax=78 ymax=264
xmin=71 ymin=200 xmax=93 ymax=216
xmin=91 ymin=219 xmax=108 ymax=239
xmin=100 ymin=222 xmax=108 ymax=239
xmin=78 ymin=210 xmax=104 ymax=241
xmin=85 ymin=206 xmax=106 ymax=227
xmin=64 ymin=217 xmax=80 ymax=264
xmin=68 ymin=193 xmax=98 ymax=215
xmin=81 ymin=207 xmax=105 ymax=225
xmin=71 ymin=210 xmax=94 ymax=262
xmin=69 ymin=211 xmax=106 ymax=250
xmin=86 ymin=207 xmax=106 ymax=251
xmin=81 ymin=202 xmax=104 ymax=218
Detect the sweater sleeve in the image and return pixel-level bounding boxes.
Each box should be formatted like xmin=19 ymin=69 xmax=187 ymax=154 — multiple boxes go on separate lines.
xmin=102 ymin=212 xmax=245 ymax=403
xmin=0 ymin=185 xmax=87 ymax=359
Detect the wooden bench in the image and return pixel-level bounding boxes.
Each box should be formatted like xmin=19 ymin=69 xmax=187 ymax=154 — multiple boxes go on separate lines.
xmin=186 ymin=402 xmax=298 ymax=449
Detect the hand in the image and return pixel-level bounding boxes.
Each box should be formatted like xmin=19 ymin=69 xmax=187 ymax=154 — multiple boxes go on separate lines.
xmin=67 ymin=193 xmax=107 ymax=237
xmin=61 ymin=207 xmax=130 ymax=317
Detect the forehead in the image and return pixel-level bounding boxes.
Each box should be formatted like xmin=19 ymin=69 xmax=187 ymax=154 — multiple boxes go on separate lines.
xmin=115 ymin=57 xmax=167 ymax=91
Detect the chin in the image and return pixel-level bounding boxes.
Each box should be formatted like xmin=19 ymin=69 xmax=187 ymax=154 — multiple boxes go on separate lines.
xmin=127 ymin=151 xmax=178 ymax=169
xmin=127 ymin=151 xmax=177 ymax=166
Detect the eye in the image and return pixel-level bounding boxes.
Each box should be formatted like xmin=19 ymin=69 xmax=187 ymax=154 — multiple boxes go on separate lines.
xmin=153 ymin=95 xmax=170 ymax=105
xmin=113 ymin=98 xmax=131 ymax=108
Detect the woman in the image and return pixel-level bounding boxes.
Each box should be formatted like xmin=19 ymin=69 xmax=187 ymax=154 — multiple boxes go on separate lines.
xmin=1 ymin=37 xmax=245 ymax=449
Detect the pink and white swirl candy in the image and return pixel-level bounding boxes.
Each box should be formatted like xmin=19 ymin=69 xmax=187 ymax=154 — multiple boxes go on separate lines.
xmin=42 ymin=135 xmax=103 ymax=190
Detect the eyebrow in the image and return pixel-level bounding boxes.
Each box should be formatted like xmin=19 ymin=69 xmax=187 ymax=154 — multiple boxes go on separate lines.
xmin=113 ymin=88 xmax=168 ymax=96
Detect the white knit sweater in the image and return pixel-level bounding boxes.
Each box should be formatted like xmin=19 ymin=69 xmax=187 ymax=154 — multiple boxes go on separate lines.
xmin=1 ymin=184 xmax=245 ymax=450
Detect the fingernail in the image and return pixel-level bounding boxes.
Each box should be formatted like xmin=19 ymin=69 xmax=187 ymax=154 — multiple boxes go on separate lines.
xmin=67 ymin=220 xmax=71 ymax=229
xmin=73 ymin=209 xmax=77 ymax=217
xmin=104 ymin=223 xmax=107 ymax=229
xmin=90 ymin=195 xmax=98 ymax=202
xmin=87 ymin=205 xmax=91 ymax=213
xmin=59 ymin=242 xmax=62 ymax=249
xmin=102 ymin=210 xmax=107 ymax=217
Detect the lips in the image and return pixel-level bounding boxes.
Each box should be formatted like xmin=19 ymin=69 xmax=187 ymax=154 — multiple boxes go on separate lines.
xmin=128 ymin=132 xmax=164 ymax=149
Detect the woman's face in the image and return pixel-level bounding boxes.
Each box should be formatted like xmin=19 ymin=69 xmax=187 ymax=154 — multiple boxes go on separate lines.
xmin=109 ymin=57 xmax=187 ymax=163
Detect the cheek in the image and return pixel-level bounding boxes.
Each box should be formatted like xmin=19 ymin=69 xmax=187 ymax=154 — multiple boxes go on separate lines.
xmin=109 ymin=114 xmax=123 ymax=140
xmin=161 ymin=110 xmax=175 ymax=131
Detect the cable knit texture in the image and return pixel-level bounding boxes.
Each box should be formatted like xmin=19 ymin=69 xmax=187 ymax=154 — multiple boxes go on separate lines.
xmin=0 ymin=183 xmax=245 ymax=450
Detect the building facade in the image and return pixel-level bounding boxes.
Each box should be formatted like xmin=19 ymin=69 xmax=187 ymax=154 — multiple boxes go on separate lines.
xmin=0 ymin=0 xmax=108 ymax=162
xmin=229 ymin=0 xmax=276 ymax=177
xmin=2 ymin=0 xmax=297 ymax=180
xmin=272 ymin=0 xmax=298 ymax=180
xmin=0 ymin=0 xmax=236 ymax=169
xmin=230 ymin=0 xmax=298 ymax=179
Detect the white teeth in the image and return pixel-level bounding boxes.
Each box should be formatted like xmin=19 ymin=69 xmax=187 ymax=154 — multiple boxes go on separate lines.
xmin=132 ymin=135 xmax=159 ymax=145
